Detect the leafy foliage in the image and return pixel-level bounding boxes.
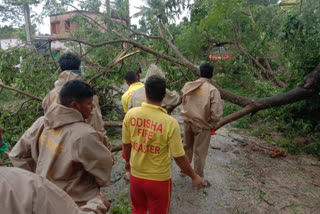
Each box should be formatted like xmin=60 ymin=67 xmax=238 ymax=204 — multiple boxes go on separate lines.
xmin=78 ymin=0 xmax=101 ymax=13
xmin=0 ymin=25 xmax=18 ymax=38
xmin=0 ymin=47 xmax=56 ymax=154
xmin=108 ymin=199 xmax=131 ymax=214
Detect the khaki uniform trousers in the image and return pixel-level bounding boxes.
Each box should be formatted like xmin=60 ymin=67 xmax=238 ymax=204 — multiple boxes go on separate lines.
xmin=183 ymin=121 xmax=211 ymax=178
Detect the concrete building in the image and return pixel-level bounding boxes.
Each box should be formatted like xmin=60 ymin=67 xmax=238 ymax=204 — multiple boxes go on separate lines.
xmin=49 ymin=10 xmax=125 ymax=37
xmin=0 ymin=37 xmax=22 ymax=50
xmin=47 ymin=10 xmax=125 ymax=51
xmin=0 ymin=10 xmax=124 ymax=52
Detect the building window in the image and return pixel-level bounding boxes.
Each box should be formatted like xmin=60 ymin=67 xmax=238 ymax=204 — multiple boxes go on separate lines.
xmin=51 ymin=23 xmax=56 ymax=34
xmin=51 ymin=22 xmax=60 ymax=34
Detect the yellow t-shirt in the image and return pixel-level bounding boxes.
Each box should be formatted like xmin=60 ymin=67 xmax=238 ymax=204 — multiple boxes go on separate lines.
xmin=121 ymin=82 xmax=144 ymax=113
xmin=122 ymin=102 xmax=185 ymax=181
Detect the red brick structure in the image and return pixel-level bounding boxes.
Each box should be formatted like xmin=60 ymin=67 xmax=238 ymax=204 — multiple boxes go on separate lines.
xmin=50 ymin=11 xmax=109 ymax=36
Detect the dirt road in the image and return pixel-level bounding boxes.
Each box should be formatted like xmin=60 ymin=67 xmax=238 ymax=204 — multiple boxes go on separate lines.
xmin=103 ymin=109 xmax=320 ymax=214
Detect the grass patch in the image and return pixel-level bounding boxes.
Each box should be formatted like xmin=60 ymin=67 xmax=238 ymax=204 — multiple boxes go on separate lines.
xmin=108 ymin=199 xmax=131 ymax=214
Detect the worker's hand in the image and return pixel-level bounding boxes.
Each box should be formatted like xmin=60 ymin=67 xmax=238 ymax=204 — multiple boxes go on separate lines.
xmin=191 ymin=174 xmax=203 ymax=190
xmin=125 ymin=161 xmax=131 ymax=172
xmin=111 ymin=154 xmax=115 ymax=166
xmin=95 ymin=193 xmax=111 ymax=211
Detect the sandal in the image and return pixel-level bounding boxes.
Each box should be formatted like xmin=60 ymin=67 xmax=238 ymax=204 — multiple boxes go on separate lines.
xmin=201 ymin=179 xmax=211 ymax=187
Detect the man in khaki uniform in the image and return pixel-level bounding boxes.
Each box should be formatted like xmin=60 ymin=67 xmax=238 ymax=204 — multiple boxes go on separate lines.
xmin=9 ymin=80 xmax=113 ymax=213
xmin=42 ymin=53 xmax=110 ymax=150
xmin=181 ymin=63 xmax=223 ymax=186
xmin=129 ymin=64 xmax=181 ymax=113
xmin=0 ymin=167 xmax=106 ymax=214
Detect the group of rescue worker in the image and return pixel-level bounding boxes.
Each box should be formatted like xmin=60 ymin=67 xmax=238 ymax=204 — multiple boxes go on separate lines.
xmin=0 ymin=52 xmax=223 ymax=214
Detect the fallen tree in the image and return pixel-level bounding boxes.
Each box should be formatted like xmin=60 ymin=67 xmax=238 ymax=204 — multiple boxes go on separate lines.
xmin=1 ymin=34 xmax=319 ymax=131
xmin=0 ymin=6 xmax=319 ymax=132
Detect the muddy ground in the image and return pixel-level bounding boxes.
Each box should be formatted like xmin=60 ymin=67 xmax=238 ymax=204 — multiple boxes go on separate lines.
xmin=103 ymin=108 xmax=320 ymax=214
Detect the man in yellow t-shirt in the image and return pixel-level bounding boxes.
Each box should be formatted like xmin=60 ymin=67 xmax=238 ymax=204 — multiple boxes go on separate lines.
xmin=121 ymin=71 xmax=144 ymax=113
xmin=122 ymin=75 xmax=202 ymax=214
xmin=121 ymin=70 xmax=144 ymax=180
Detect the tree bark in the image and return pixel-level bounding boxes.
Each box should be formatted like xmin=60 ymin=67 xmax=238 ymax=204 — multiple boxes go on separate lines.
xmin=0 ymin=82 xmax=42 ymax=101
xmin=214 ymin=63 xmax=320 ymax=130
xmin=105 ymin=0 xmax=111 ymax=16
xmin=23 ymin=4 xmax=32 ymax=44
xmin=105 ymin=121 xmax=123 ymax=127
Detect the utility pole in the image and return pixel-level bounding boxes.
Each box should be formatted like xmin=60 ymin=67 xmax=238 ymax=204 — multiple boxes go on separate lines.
xmin=6 ymin=0 xmax=33 ymax=43
xmin=105 ymin=0 xmax=111 ymax=17
xmin=23 ymin=3 xmax=32 ymax=44
xmin=125 ymin=0 xmax=130 ymax=26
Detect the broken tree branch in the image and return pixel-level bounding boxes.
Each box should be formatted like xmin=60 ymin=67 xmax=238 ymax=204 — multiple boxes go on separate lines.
xmin=48 ymin=37 xmax=200 ymax=77
xmin=236 ymin=42 xmax=286 ymax=88
xmin=0 ymin=82 xmax=42 ymax=101
xmin=104 ymin=121 xmax=123 ymax=127
xmin=214 ymin=62 xmax=320 ymax=130
xmin=10 ymin=99 xmax=33 ymax=117
xmin=122 ymin=23 xmax=162 ymax=39
xmin=158 ymin=22 xmax=196 ymax=75
xmin=88 ymin=48 xmax=140 ymax=83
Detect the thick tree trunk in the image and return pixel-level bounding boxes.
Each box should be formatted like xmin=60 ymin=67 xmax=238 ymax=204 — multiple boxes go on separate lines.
xmin=105 ymin=0 xmax=110 ymax=16
xmin=214 ymin=63 xmax=320 ymax=130
xmin=23 ymin=4 xmax=32 ymax=44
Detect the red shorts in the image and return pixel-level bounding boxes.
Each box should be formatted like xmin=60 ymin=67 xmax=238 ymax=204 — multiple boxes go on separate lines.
xmin=130 ymin=175 xmax=172 ymax=214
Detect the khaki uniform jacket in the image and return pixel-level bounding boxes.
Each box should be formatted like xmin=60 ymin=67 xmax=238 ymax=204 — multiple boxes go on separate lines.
xmin=181 ymin=78 xmax=223 ymax=130
xmin=129 ymin=87 xmax=181 ymax=112
xmin=9 ymin=103 xmax=113 ymax=204
xmin=0 ymin=167 xmax=96 ymax=214
xmin=129 ymin=63 xmax=181 ymax=112
xmin=42 ymin=71 xmax=111 ymax=150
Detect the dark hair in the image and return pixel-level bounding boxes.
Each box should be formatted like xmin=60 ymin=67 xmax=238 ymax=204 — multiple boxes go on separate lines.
xmin=145 ymin=75 xmax=166 ymax=102
xmin=200 ymin=63 xmax=214 ymax=78
xmin=59 ymin=80 xmax=95 ymax=106
xmin=59 ymin=52 xmax=81 ymax=71
xmin=125 ymin=71 xmax=138 ymax=84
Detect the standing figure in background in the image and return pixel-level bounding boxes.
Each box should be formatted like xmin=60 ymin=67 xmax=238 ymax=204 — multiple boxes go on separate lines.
xmin=42 ymin=52 xmax=110 ymax=150
xmin=129 ymin=64 xmax=181 ymax=114
xmin=181 ymin=63 xmax=223 ymax=186
xmin=121 ymin=70 xmax=144 ymax=180
xmin=121 ymin=70 xmax=144 ymax=113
